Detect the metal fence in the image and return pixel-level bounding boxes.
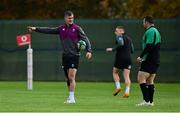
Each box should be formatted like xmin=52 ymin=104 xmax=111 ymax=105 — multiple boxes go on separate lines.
xmin=0 ymin=19 xmax=180 ymax=82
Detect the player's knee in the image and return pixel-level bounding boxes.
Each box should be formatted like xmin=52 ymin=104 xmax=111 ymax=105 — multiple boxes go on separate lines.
xmin=113 ymin=69 xmax=118 ymax=74
xmin=113 ymin=71 xmax=118 ymax=75
xmin=125 ymin=80 xmax=131 ymax=85
xmin=68 ymin=75 xmax=75 ymax=83
xmin=137 ymin=75 xmax=145 ymax=84
xmin=147 ymin=80 xmax=154 ymax=84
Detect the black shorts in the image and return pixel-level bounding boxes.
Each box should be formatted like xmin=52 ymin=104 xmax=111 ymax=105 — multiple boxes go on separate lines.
xmin=62 ymin=54 xmax=79 ymax=69
xmin=114 ymin=57 xmax=132 ymax=70
xmin=140 ymin=61 xmax=159 ymax=74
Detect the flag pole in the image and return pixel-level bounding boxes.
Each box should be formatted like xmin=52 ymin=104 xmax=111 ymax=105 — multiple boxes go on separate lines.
xmin=27 ymin=44 xmax=33 ymax=90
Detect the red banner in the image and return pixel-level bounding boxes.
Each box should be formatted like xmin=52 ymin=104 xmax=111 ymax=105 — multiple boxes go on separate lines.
xmin=16 ymin=34 xmax=31 ymax=46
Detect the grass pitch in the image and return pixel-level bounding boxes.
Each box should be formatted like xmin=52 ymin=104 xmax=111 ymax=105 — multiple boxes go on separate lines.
xmin=0 ymin=82 xmax=180 ymax=112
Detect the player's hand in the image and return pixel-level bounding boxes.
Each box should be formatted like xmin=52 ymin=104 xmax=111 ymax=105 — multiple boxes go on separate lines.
xmin=27 ymin=26 xmax=36 ymax=32
xmin=86 ymin=52 xmax=92 ymax=60
xmin=137 ymin=57 xmax=143 ymax=63
xmin=106 ymin=48 xmax=113 ymax=52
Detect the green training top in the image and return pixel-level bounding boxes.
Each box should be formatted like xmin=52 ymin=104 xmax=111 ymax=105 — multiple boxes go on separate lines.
xmin=143 ymin=26 xmax=161 ymax=48
xmin=141 ymin=26 xmax=161 ymax=63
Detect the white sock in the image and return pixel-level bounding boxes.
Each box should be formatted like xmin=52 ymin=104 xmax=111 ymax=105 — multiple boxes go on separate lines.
xmin=115 ymin=82 xmax=120 ymax=89
xmin=69 ymin=91 xmax=74 ymax=100
xmin=125 ymin=86 xmax=130 ymax=94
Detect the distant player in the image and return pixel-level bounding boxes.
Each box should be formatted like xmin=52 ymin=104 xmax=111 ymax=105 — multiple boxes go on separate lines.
xmin=136 ymin=16 xmax=161 ymax=106
xmin=28 ymin=10 xmax=92 ymax=104
xmin=106 ymin=26 xmax=134 ymax=97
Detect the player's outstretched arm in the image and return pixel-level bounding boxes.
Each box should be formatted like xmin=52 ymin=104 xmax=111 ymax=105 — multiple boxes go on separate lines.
xmin=27 ymin=26 xmax=59 ymax=34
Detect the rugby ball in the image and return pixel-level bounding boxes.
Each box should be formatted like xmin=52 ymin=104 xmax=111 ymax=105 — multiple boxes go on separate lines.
xmin=77 ymin=40 xmax=86 ymax=50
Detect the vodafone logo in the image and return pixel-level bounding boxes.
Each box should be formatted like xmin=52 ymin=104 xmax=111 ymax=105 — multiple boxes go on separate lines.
xmin=21 ymin=35 xmax=28 ymax=42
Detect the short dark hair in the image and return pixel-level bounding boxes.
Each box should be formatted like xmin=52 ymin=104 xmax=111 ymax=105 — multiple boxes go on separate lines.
xmin=144 ymin=16 xmax=154 ymax=24
xmin=64 ymin=10 xmax=74 ymax=17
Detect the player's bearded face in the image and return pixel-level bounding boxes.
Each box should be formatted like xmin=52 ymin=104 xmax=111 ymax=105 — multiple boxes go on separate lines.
xmin=65 ymin=15 xmax=74 ymax=25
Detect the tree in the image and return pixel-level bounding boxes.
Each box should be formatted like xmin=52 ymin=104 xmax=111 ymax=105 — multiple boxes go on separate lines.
xmin=0 ymin=0 xmax=179 ymax=19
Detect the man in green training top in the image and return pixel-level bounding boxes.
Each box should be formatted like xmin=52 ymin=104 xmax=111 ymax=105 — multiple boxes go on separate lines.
xmin=136 ymin=16 xmax=161 ymax=106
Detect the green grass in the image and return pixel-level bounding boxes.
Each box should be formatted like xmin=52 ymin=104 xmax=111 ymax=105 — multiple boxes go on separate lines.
xmin=0 ymin=82 xmax=180 ymax=112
